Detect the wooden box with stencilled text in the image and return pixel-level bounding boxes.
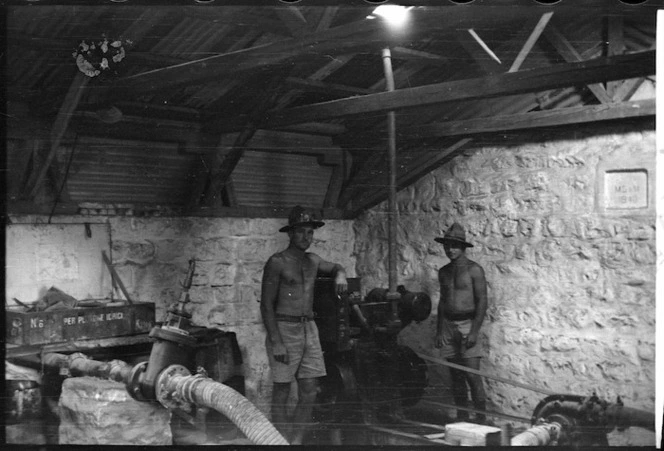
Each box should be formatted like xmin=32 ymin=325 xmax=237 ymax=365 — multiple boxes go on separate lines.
xmin=6 ymin=301 xmax=156 ymax=346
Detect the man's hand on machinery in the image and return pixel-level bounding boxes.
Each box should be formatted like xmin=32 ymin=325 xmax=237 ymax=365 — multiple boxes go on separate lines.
xmin=334 ymin=273 xmax=348 ymax=295
xmin=273 ymin=342 xmax=289 ymax=364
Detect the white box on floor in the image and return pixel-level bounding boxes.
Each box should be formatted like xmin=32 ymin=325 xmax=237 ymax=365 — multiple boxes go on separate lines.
xmin=445 ymin=422 xmax=501 ymax=446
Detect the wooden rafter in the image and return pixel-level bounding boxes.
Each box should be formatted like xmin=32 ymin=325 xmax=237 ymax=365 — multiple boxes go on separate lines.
xmin=263 ymin=50 xmax=654 ymax=128
xmin=283 ymin=77 xmax=375 ymax=97
xmin=315 ymin=6 xmax=339 ymax=32
xmin=398 ymin=99 xmax=654 ymax=140
xmin=102 ymin=6 xmax=554 ymax=100
xmin=607 ymin=15 xmax=626 ymax=99
xmin=544 ymin=25 xmax=612 ymax=104
xmin=103 ymin=19 xmax=389 ymax=99
xmin=390 ymin=46 xmax=448 ymax=65
xmin=273 ymin=54 xmax=357 ymax=110
xmin=456 ymin=30 xmax=503 ymax=74
xmin=275 ymin=6 xmax=308 ymax=37
xmin=509 ymin=12 xmax=554 ymax=72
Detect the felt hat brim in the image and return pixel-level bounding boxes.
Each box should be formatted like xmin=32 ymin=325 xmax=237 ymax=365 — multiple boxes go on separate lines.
xmin=434 ymin=236 xmax=473 ymax=247
xmin=279 ymin=220 xmax=325 ymax=233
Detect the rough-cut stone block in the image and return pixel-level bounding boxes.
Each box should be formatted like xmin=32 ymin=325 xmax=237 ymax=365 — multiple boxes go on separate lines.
xmin=59 ymin=377 xmax=172 ymax=445
xmin=212 ymin=286 xmax=238 ymax=304
xmin=445 ymin=422 xmax=501 ymax=446
xmin=209 ymin=301 xmax=260 ymax=325
xmin=153 ymin=238 xmax=186 ymax=262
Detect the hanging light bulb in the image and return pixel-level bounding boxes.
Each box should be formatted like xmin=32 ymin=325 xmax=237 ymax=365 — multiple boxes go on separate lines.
xmin=367 ymin=5 xmax=414 ymax=28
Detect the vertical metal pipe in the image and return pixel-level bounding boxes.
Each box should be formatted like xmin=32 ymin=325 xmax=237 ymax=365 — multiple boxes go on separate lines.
xmin=382 ymin=47 xmax=398 ymax=300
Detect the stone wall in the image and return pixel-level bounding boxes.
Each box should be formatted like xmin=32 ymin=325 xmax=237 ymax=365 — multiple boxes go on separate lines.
xmin=7 ymin=214 xmax=356 ymax=417
xmin=353 ymin=123 xmax=656 ymax=443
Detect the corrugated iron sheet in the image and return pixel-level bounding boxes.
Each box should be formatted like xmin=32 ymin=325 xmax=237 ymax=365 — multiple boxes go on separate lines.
xmin=232 ymin=151 xmax=332 ymax=209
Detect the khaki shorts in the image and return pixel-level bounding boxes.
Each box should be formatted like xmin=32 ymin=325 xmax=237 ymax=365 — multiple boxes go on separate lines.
xmin=439 ymin=318 xmax=483 ymax=360
xmin=266 ymin=320 xmax=327 ymax=383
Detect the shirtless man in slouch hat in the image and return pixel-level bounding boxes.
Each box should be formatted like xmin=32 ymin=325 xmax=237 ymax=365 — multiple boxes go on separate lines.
xmin=434 ymin=223 xmax=488 ymax=424
xmin=261 ymin=206 xmax=347 ymax=444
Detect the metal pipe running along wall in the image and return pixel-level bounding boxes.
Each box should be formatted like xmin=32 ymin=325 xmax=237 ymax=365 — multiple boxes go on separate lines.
xmin=42 ymin=352 xmax=288 ymax=446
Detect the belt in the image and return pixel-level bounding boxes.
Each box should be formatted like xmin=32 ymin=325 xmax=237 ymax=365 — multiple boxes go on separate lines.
xmin=444 ymin=311 xmax=476 ymax=321
xmin=275 ymin=313 xmax=314 ymax=323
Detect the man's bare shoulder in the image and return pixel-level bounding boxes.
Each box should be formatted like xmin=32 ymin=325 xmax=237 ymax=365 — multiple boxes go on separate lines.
xmin=439 ymin=261 xmax=453 ymax=271
xmin=305 ymin=252 xmax=322 ymax=262
xmin=265 ymin=252 xmax=287 ymax=268
xmin=466 ymin=259 xmax=486 ymax=275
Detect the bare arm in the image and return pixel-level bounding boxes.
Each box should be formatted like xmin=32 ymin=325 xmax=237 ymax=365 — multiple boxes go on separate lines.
xmin=260 ymin=256 xmax=288 ymax=363
xmin=435 ymin=268 xmax=445 ymax=347
xmin=317 ymin=258 xmax=347 ymax=294
xmin=467 ymin=263 xmax=488 ymax=346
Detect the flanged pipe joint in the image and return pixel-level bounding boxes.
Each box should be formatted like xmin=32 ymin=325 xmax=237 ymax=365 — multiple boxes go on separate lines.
xmin=126 ymin=324 xmax=197 ymax=402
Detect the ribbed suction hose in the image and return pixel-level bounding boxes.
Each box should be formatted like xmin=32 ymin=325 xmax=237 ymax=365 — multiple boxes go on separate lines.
xmin=511 ymin=422 xmax=561 ymax=446
xmin=163 ymin=370 xmax=288 ymax=445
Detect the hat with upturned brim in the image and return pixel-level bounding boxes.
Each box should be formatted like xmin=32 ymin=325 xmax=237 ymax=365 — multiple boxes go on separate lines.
xmin=279 ymin=205 xmax=325 ymax=232
xmin=434 ymin=222 xmax=473 ymax=247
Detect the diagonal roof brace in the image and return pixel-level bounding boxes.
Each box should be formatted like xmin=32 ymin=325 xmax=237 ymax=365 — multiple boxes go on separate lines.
xmin=261 ymin=50 xmax=654 ymax=128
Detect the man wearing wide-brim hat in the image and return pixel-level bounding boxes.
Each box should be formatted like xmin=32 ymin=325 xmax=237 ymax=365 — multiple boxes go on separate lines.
xmin=434 ymin=222 xmax=489 ymax=424
xmin=260 ymin=206 xmax=347 ymax=445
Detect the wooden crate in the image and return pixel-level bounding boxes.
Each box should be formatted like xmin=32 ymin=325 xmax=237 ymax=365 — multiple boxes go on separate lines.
xmin=6 ymin=302 xmax=155 ymax=346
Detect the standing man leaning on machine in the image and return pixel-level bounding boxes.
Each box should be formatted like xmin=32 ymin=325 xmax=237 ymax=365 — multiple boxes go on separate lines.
xmin=434 ymin=223 xmax=489 ymax=424
xmin=260 ymin=206 xmax=347 ymax=445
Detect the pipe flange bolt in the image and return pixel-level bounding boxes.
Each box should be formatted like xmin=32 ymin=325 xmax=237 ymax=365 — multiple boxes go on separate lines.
xmin=156 ymin=364 xmax=192 ymax=411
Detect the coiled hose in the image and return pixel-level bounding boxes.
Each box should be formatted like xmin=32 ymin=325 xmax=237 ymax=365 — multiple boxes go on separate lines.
xmin=166 ymin=372 xmax=288 ymax=445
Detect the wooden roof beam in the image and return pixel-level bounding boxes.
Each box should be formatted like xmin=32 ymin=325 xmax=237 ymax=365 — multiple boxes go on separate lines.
xmin=262 ymin=50 xmax=654 ymax=128
xmin=284 ymin=77 xmax=375 ymax=97
xmin=103 ymin=6 xmax=553 ymax=100
xmin=400 ymin=99 xmax=654 ymax=140
xmin=390 ymin=46 xmax=449 ymax=65
xmin=104 ymin=19 xmax=390 ymax=99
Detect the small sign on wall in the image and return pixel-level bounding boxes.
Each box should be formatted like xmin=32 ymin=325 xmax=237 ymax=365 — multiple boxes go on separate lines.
xmin=596 ymin=158 xmax=655 ymax=215
xmin=604 ymin=170 xmax=648 ymax=210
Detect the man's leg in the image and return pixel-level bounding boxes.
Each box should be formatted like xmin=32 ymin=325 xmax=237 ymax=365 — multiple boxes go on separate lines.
xmin=448 ymin=361 xmax=469 ymax=421
xmin=290 ymin=377 xmax=319 ymax=445
xmin=271 ymin=382 xmax=291 ymax=439
xmin=463 ymin=357 xmax=487 ymax=423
